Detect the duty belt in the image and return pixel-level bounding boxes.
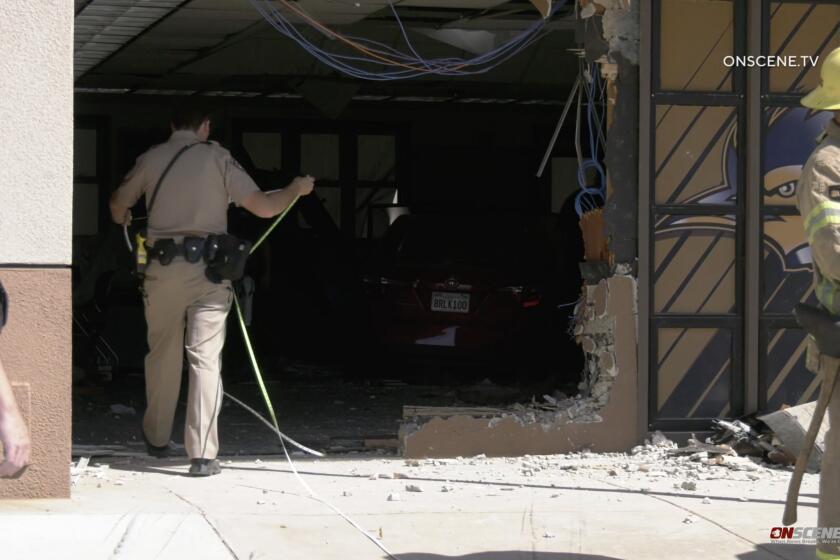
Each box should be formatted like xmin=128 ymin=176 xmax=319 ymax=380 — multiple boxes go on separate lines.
xmin=147 ymin=237 xmax=206 ymax=265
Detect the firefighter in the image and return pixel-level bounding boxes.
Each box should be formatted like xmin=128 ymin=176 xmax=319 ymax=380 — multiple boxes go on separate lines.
xmin=795 ymin=46 xmax=840 ymax=558
xmin=110 ymin=105 xmax=314 ymax=476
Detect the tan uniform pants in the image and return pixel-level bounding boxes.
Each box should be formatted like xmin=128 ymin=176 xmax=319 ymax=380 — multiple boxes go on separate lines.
xmin=142 ymin=259 xmax=232 ymax=460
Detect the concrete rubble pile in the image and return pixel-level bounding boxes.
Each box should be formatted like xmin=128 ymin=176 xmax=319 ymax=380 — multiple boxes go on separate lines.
xmin=508 ymin=393 xmax=604 ymax=425
xmin=446 ymin=378 xmax=606 ymax=427
xmin=708 ymin=416 xmax=796 ymax=467
xmin=70 ymin=457 xmax=138 ymax=488
xmin=629 ymin=431 xmax=784 ymax=484
xmin=394 ymin=432 xmax=791 ymax=489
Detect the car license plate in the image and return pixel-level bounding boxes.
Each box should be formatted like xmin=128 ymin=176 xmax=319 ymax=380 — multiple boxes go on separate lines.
xmin=431 ymin=292 xmax=470 ymax=313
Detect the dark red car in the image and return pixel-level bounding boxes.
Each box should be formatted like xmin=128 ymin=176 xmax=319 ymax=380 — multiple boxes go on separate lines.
xmin=361 ymin=214 xmax=559 ymax=378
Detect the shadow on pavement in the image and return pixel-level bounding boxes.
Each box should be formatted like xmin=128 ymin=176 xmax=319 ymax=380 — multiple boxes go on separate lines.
xmin=105 ymin=459 xmax=818 ymax=510
xmin=393 ymin=554 xmax=623 ymax=560
xmin=216 ymin=465 xmax=816 ymax=509
xmin=738 ymin=543 xmax=814 ymax=560
xmin=109 ymin=460 xmax=191 ymax=477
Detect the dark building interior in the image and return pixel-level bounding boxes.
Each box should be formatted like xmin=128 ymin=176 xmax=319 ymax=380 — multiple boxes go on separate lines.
xmin=71 ymin=0 xmax=601 ymax=454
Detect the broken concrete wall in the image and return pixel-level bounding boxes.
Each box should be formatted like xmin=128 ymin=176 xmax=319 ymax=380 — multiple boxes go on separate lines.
xmin=582 ymin=1 xmax=640 ymax=265
xmin=575 ymin=273 xmax=636 ymax=408
xmin=576 ymin=0 xmax=641 ymax=439
xmin=401 ymin=275 xmax=639 ymax=457
xmin=599 ymin=0 xmax=639 ymax=65
xmin=399 ymin=2 xmax=644 ymax=458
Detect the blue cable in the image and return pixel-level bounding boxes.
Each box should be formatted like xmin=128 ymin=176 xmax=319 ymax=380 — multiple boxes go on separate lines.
xmin=388 ymin=1 xmax=432 ymax=71
xmin=247 ymin=0 xmax=567 ymax=80
xmin=574 ymin=62 xmax=607 ymax=217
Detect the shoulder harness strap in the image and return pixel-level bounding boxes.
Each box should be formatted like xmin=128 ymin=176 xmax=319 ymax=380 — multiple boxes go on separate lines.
xmin=147 ymin=141 xmax=211 ymax=218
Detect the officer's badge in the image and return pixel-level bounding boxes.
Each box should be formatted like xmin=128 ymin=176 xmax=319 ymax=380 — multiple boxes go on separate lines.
xmin=829 ymin=185 xmax=840 ymax=201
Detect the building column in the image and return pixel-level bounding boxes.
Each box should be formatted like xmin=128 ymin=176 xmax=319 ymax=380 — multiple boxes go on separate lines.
xmin=0 ymin=0 xmax=74 ymax=498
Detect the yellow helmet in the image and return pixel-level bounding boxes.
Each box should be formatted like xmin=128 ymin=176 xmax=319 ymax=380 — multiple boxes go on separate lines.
xmin=802 ymin=46 xmax=840 ymax=111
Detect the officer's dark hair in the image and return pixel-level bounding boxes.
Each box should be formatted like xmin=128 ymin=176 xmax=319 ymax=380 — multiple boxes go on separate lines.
xmin=171 ymin=104 xmax=213 ymax=131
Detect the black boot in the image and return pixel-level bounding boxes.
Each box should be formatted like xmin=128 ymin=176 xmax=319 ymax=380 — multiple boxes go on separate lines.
xmin=189 ymin=458 xmax=221 ymax=477
xmin=143 ymin=433 xmax=180 ymax=459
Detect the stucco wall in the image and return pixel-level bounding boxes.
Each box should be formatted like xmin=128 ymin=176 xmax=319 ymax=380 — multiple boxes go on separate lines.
xmin=0 ymin=0 xmax=73 ymax=265
xmin=0 ymin=0 xmax=73 ymax=498
xmin=0 ymin=270 xmax=72 ymax=498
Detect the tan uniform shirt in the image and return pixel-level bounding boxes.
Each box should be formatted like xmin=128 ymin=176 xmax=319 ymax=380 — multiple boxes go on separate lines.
xmin=796 ymin=119 xmax=840 ymax=313
xmin=113 ymin=130 xmax=260 ymax=240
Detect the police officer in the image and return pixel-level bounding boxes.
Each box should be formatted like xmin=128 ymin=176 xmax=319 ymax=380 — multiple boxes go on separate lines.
xmin=109 ymin=105 xmax=314 ymax=476
xmin=796 ymin=46 xmax=840 ymax=558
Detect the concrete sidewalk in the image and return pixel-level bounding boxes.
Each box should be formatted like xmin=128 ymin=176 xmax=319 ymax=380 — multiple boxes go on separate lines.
xmin=0 ymin=452 xmax=821 ymax=560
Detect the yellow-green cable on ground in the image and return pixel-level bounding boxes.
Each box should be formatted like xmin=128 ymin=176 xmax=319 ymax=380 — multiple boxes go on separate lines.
xmin=234 ymin=194 xmax=300 ymax=433
xmin=228 ymin=194 xmax=401 ymax=559
xmin=233 ymin=295 xmax=280 ymax=432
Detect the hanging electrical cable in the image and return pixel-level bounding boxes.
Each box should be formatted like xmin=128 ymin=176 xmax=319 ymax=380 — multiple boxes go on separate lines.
xmin=246 ymin=0 xmax=567 ymax=80
xmin=574 ymin=61 xmax=607 ymax=217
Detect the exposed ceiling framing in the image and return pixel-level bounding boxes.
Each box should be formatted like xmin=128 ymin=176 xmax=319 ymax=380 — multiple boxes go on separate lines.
xmin=74 ymin=0 xmax=191 ymax=80
xmin=74 ymin=0 xmax=580 ymax=103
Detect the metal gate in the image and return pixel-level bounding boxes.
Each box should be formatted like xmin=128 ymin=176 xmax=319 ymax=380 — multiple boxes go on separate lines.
xmin=642 ymin=0 xmax=840 ymax=432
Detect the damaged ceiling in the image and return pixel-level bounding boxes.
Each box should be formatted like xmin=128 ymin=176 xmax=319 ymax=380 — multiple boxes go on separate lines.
xmin=74 ymin=0 xmax=580 ymax=103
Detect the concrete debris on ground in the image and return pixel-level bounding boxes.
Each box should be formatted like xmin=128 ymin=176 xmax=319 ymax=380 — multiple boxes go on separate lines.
xmin=760 ymin=401 xmax=829 ymax=473
xmin=610 ymin=431 xmax=792 ymax=484
xmin=70 ymin=456 xmax=90 ymax=486
xmin=70 ymin=458 xmax=129 ymax=487
xmin=706 ymin=413 xmax=803 ymax=469
xmin=109 ymin=404 xmax=136 ymax=416
xmin=18 ymin=450 xmax=820 ymax=560
xmin=363 ymin=430 xmax=791 ymax=494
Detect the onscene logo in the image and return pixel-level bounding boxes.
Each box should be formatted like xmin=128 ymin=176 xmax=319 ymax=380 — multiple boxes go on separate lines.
xmin=724 ymin=55 xmax=819 ymax=68
xmin=770 ymin=527 xmax=840 ymax=544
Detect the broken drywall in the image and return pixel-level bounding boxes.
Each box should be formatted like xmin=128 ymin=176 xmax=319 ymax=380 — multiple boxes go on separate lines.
xmin=580 ymin=1 xmax=639 ymax=65
xmin=600 ymin=1 xmax=639 ymax=65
